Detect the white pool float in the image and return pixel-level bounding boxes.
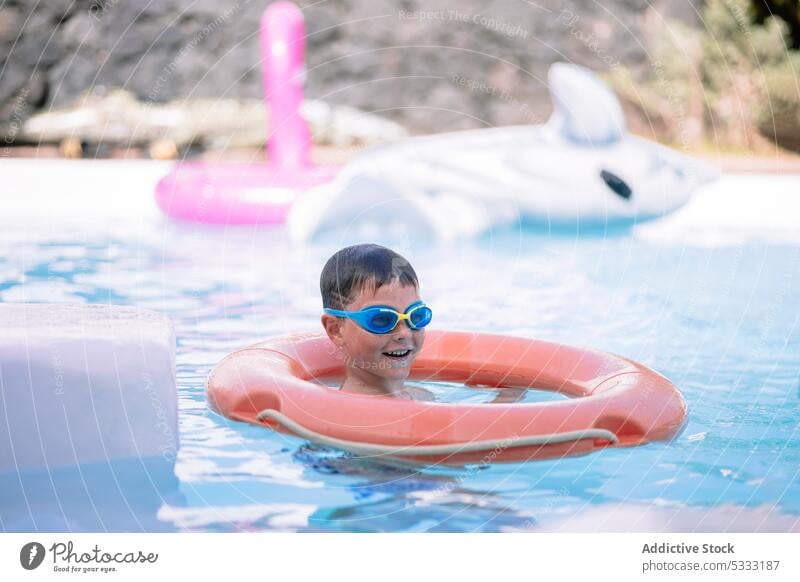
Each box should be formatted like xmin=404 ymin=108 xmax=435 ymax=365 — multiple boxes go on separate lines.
xmin=288 ymin=63 xmax=719 ymax=242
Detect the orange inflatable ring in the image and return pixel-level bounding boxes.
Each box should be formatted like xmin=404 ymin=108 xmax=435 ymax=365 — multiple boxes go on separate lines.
xmin=207 ymin=331 xmax=687 ymax=465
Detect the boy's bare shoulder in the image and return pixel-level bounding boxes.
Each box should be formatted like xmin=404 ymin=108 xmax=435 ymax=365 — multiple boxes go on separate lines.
xmin=402 ymin=385 xmax=436 ymax=402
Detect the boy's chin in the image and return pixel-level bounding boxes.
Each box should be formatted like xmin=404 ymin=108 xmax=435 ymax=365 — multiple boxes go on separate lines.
xmin=375 ymin=367 xmax=411 ymax=380
xmin=376 ymin=364 xmax=413 ymax=380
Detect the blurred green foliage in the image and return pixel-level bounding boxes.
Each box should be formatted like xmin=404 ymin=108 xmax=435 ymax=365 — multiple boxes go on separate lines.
xmin=607 ymin=0 xmax=800 ymax=153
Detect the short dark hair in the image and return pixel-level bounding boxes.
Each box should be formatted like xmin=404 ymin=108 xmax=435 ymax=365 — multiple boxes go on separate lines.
xmin=320 ymin=244 xmax=418 ymax=310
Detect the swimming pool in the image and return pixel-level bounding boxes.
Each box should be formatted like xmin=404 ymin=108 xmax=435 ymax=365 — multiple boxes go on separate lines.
xmin=1 ymin=160 xmax=798 ymax=532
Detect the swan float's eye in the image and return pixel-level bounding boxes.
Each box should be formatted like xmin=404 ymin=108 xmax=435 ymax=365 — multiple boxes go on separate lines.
xmin=600 ymin=169 xmax=633 ymax=200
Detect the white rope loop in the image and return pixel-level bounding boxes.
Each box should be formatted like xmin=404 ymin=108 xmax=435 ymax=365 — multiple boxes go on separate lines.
xmin=256 ymin=408 xmax=619 ymax=460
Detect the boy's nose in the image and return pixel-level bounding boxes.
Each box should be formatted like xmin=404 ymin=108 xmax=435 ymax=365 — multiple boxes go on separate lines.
xmin=391 ymin=323 xmax=413 ymax=342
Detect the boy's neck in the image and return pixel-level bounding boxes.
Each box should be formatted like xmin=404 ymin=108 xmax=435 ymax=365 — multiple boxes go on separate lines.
xmin=340 ymin=372 xmax=405 ymax=397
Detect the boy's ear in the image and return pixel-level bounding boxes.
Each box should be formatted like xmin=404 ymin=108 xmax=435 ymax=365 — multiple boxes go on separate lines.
xmin=321 ymin=314 xmax=344 ymax=347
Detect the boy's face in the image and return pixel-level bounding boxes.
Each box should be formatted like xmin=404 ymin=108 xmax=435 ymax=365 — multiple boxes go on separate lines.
xmin=322 ymin=279 xmax=425 ymax=385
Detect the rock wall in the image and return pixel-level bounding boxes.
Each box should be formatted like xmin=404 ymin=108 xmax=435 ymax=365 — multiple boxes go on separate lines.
xmin=1 ymin=0 xmax=703 ymax=139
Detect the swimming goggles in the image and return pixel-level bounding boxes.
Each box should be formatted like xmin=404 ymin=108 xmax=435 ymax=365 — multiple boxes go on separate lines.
xmin=324 ymin=300 xmax=433 ymax=334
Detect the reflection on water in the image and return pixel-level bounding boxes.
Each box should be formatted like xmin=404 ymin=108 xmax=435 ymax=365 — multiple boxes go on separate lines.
xmin=1 ymin=223 xmax=798 ymax=532
xmin=1 ymin=459 xmax=182 ymax=532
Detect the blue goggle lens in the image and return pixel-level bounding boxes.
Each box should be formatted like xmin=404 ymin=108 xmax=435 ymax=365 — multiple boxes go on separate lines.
xmin=409 ymin=306 xmax=432 ymax=328
xmin=366 ymin=310 xmax=398 ymax=332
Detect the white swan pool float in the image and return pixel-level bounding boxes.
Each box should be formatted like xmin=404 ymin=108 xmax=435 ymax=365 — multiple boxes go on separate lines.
xmin=288 ymin=63 xmax=719 ymax=242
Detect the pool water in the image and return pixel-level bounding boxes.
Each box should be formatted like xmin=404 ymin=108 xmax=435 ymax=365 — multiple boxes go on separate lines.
xmin=321 ymin=379 xmax=570 ymax=404
xmin=1 ymin=163 xmax=799 ymax=532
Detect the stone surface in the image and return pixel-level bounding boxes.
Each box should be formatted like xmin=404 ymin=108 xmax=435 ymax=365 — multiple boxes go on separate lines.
xmin=0 ymin=0 xmax=669 ymax=137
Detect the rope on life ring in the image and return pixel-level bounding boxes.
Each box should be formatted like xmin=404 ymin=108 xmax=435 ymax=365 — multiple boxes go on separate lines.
xmin=256 ymin=408 xmax=619 ymax=459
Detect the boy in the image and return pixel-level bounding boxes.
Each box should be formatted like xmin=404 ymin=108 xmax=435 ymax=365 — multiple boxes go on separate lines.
xmin=320 ymin=244 xmax=434 ymax=400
